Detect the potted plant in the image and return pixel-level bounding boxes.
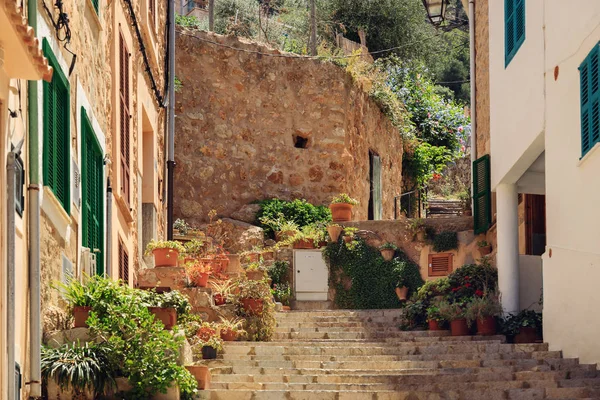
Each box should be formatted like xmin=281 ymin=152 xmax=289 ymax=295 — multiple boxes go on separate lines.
xmin=237 ymin=279 xmax=271 ymax=315
xmin=141 ymin=290 xmax=191 ymax=330
xmin=194 ymin=322 xmax=223 ymax=359
xmin=342 ymin=227 xmax=358 ymax=243
xmin=183 ymin=238 xmax=205 ymax=263
xmin=439 ymin=301 xmax=469 ymax=336
xmin=145 ymin=239 xmax=185 ymax=267
xmin=459 ymin=188 xmax=472 ymax=216
xmin=241 ymin=246 xmax=263 ymax=263
xmin=465 ymin=293 xmax=502 ymax=335
xmin=393 ymin=257 xmax=425 ymax=301
xmin=330 ymin=193 xmax=359 ymax=222
xmin=502 ymin=310 xmax=543 ymax=343
xmin=185 ymin=261 xmax=212 ymax=288
xmin=261 ymin=247 xmax=275 ymax=261
xmin=217 ymin=318 xmax=245 ymax=341
xmin=426 ymin=304 xmax=445 ymax=331
xmin=210 ymin=279 xmax=233 ymax=305
xmin=184 ymin=365 xmax=210 ymax=390
xmin=478 ymin=240 xmax=492 ymax=256
xmin=259 ymin=213 xmax=299 ymax=241
xmin=409 ymin=219 xmax=426 ymax=241
xmin=271 ymin=283 xmax=292 ymax=310
xmin=327 ymin=223 xmax=343 ymax=242
xmin=245 ymin=262 xmax=267 ymax=281
xmin=379 ymin=243 xmax=397 ymax=261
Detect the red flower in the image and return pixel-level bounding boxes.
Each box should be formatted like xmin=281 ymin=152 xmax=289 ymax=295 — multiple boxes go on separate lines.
xmin=464 ymin=283 xmax=471 ymax=288
xmin=464 ymin=276 xmax=470 ymax=281
xmin=475 ymin=290 xmax=484 ymax=297
xmin=451 ymin=287 xmax=459 ymax=292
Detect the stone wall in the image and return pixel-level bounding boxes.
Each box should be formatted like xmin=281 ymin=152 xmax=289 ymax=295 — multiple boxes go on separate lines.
xmin=475 ymin=0 xmax=490 ymax=158
xmin=174 ymin=30 xmax=404 ymax=226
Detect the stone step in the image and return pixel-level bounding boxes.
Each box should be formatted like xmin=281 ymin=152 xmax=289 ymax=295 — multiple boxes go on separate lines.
xmin=290 ymin=301 xmax=334 ymax=310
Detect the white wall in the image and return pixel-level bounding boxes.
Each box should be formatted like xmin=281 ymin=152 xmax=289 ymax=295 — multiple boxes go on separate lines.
xmin=489 ymin=0 xmax=546 ymax=188
xmin=541 ymin=1 xmax=600 ymax=365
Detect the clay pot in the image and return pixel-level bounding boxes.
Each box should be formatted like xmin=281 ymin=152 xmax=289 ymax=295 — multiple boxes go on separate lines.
xmin=416 ymin=231 xmax=426 ymax=242
xmin=153 ymin=248 xmax=180 ymax=267
xmin=479 ymin=245 xmax=492 ymax=256
xmin=262 ymin=251 xmax=274 ymax=261
xmin=214 ymin=293 xmax=226 ymax=306
xmin=201 ymin=346 xmax=218 ymax=360
xmin=395 ymin=286 xmax=409 ymax=301
xmin=343 ymin=235 xmax=353 ymax=244
xmin=317 ymin=241 xmax=328 ymax=248
xmin=327 ymin=225 xmax=343 ymax=242
xmin=192 ymin=272 xmax=210 ymax=288
xmin=246 ymin=270 xmax=265 ymax=281
xmin=380 ymin=249 xmax=395 ymax=261
xmin=428 ymin=320 xmax=443 ymax=331
xmin=244 ymin=253 xmax=260 ymax=263
xmin=240 ymin=298 xmax=264 ymax=315
xmin=330 ymin=203 xmax=353 ymax=222
xmin=450 ymin=318 xmax=470 ymax=336
xmin=148 ymin=307 xmax=177 ymax=330
xmin=282 ymin=305 xmax=291 ymax=312
xmin=514 ymin=326 xmax=538 ymax=343
xmin=220 ymin=329 xmax=237 ymax=341
xmin=476 ymin=316 xmax=497 ymax=336
xmin=73 ymin=306 xmax=92 ymax=328
xmin=185 ymin=365 xmax=211 ymax=390
xmin=293 ymin=239 xmax=315 ymax=249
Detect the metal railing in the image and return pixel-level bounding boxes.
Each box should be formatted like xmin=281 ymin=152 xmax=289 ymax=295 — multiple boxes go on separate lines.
xmin=394 ymin=189 xmax=422 ymax=219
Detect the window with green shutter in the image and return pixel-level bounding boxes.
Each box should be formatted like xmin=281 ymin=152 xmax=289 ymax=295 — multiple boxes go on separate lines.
xmin=82 ymin=108 xmax=104 ymax=274
xmin=92 ymin=0 xmax=99 ymax=13
xmin=579 ymin=42 xmax=600 ymax=157
xmin=473 ymin=155 xmax=492 ymax=234
xmin=505 ymin=0 xmax=525 ymax=67
xmin=42 ymin=39 xmax=70 ymax=213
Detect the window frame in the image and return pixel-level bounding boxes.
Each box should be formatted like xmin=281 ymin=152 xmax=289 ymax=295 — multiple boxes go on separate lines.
xmin=579 ymin=42 xmax=600 ymax=158
xmin=505 ymin=0 xmax=526 ymax=67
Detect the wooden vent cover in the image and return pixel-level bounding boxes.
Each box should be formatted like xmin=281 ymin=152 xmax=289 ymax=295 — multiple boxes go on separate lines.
xmin=428 ymin=253 xmax=453 ymax=277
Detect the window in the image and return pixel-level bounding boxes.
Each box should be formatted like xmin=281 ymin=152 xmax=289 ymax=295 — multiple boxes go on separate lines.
xmin=473 ymin=155 xmax=492 ymax=234
xmin=119 ymin=32 xmax=131 ymax=205
xmin=428 ymin=253 xmax=453 ymax=277
xmin=13 ymin=150 xmax=25 ymax=217
xmin=580 ymin=43 xmax=600 ymax=157
xmin=505 ymin=0 xmax=525 ymax=66
xmin=43 ymin=39 xmax=70 ymax=213
xmin=293 ymin=135 xmax=309 ymax=149
xmin=118 ymin=239 xmax=129 ymax=284
xmin=82 ymin=108 xmax=104 ymax=274
xmin=91 ymin=0 xmax=99 ymax=13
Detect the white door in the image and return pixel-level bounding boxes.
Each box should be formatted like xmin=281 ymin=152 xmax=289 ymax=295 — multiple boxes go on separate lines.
xmin=294 ymin=250 xmax=329 ymax=301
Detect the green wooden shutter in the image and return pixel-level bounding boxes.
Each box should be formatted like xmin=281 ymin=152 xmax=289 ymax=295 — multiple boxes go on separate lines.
xmin=42 ymin=39 xmax=70 ymax=213
xmin=505 ymin=0 xmax=526 ymax=66
xmin=473 ymin=155 xmax=492 ymax=234
xmin=580 ymin=43 xmax=600 ymax=157
xmin=92 ymin=0 xmax=99 ymax=13
xmin=82 ymin=109 xmax=104 ymax=274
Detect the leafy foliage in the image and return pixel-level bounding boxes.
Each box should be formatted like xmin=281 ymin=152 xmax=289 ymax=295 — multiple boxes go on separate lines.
xmin=140 ymin=290 xmax=192 ymax=318
xmin=323 ymin=238 xmax=411 ymax=309
xmin=41 ymin=342 xmax=116 ymax=397
xmin=392 ymin=253 xmax=425 ymax=295
xmin=256 ymin=198 xmax=331 ymax=237
xmin=267 ymin=260 xmax=289 ymax=287
xmin=432 ymin=231 xmax=459 ymax=252
xmin=271 ymin=283 xmax=292 ymax=306
xmin=501 ymin=310 xmax=543 ymax=336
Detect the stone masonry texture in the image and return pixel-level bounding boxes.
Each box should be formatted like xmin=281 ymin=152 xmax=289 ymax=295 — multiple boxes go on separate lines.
xmin=475 ymin=0 xmax=490 ymax=158
xmin=173 ymin=30 xmax=404 ymax=226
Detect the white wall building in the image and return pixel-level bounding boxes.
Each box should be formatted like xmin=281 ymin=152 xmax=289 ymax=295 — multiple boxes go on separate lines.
xmin=488 ymin=0 xmax=600 ymax=364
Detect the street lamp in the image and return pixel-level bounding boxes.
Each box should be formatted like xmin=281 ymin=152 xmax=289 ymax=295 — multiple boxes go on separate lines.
xmin=421 ymin=0 xmax=448 ymax=26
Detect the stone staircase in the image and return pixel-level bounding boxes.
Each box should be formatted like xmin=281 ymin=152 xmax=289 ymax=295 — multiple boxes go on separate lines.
xmin=197 ymin=309 xmax=600 ymax=399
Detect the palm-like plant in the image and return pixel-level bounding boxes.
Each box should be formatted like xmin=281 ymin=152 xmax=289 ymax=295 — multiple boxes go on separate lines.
xmin=41 ymin=341 xmax=116 ymax=397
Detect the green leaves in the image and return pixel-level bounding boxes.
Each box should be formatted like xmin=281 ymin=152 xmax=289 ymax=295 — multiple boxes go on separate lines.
xmin=256 ymin=198 xmax=331 ymax=237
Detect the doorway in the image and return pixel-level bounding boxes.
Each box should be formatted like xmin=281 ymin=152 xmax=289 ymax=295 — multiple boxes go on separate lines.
xmin=524 ymin=194 xmax=546 ymax=256
xmin=368 ymin=150 xmax=382 ymax=220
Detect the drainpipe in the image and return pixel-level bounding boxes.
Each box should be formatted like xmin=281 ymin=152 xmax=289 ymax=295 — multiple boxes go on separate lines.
xmin=469 ymin=0 xmax=477 ymax=211
xmin=7 ymin=152 xmax=17 ymax=400
xmin=27 ymin=0 xmax=42 ymax=395
xmin=105 ymin=177 xmax=112 ymax=277
xmin=166 ymin=0 xmax=175 ymax=240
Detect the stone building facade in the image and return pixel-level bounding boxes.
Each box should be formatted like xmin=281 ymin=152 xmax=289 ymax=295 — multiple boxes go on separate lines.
xmin=174 ymin=30 xmax=404 ymax=226
xmin=0 ymin=0 xmax=169 ymax=396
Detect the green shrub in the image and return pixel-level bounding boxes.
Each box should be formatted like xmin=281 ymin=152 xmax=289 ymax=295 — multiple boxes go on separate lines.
xmin=432 ymin=231 xmax=458 ymax=252
xmin=256 ymin=198 xmax=331 ymax=237
xmin=267 ymin=261 xmax=289 ymax=287
xmin=447 ymin=262 xmax=498 ymax=303
xmin=392 ymin=253 xmax=424 ymax=296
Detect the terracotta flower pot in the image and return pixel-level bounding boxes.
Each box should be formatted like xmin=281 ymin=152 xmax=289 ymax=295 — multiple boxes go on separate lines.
xmin=343 ymin=235 xmax=353 ymax=243
xmin=185 ymin=365 xmax=211 ymax=390
xmin=73 ymin=306 xmax=92 ymax=328
xmin=262 ymin=251 xmax=274 ymax=261
xmin=450 ymin=318 xmax=470 ymax=336
xmin=395 ymin=286 xmax=409 ymax=301
xmin=220 ymin=329 xmax=237 ymax=341
xmin=246 ymin=270 xmax=265 ymax=281
xmin=514 ymin=326 xmax=538 ymax=343
xmin=476 ymin=316 xmax=497 ymax=336
xmin=201 ymin=346 xmax=218 ymax=360
xmin=327 ymin=225 xmax=343 ymax=242
xmin=245 ymin=253 xmax=260 ymax=263
xmin=153 ymin=248 xmax=180 ymax=267
xmin=428 ymin=320 xmax=443 ymax=331
xmin=330 ymin=203 xmax=353 ymax=222
xmin=282 ymin=305 xmax=291 ymax=311
xmin=380 ymin=249 xmax=395 ymax=261
xmin=214 ymin=293 xmax=226 ymax=306
xmin=240 ymin=298 xmax=264 ymax=315
xmin=293 ymin=239 xmax=315 ymax=249
xmin=148 ymin=307 xmax=177 ymax=330
xmin=479 ymin=245 xmax=492 ymax=256
xmin=192 ymin=272 xmax=210 ymax=288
